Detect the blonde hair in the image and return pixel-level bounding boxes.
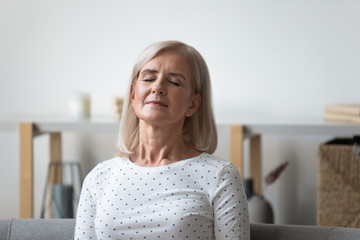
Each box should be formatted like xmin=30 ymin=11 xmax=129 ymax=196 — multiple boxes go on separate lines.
xmin=116 ymin=40 xmax=217 ymax=156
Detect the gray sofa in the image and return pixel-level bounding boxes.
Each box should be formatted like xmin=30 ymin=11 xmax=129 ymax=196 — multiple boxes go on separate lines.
xmin=1 ymin=218 xmax=360 ymax=240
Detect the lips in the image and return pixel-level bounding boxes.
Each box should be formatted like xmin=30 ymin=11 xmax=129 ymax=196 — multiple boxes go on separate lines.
xmin=146 ymin=100 xmax=168 ymax=107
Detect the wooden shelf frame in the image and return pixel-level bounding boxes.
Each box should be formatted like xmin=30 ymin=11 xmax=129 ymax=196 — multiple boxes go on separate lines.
xmin=16 ymin=120 xmax=360 ymax=218
xmin=18 ymin=120 xmax=119 ymax=218
xmin=19 ymin=123 xmax=63 ymax=218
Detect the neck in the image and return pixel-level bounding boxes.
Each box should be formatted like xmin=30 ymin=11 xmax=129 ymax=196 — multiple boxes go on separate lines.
xmin=130 ymin=121 xmax=200 ymax=167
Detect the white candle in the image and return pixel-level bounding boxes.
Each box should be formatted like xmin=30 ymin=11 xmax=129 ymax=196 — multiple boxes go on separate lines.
xmin=69 ymin=92 xmax=91 ymax=120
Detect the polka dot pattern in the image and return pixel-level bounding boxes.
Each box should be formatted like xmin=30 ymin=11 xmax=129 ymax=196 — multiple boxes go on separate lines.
xmin=74 ymin=153 xmax=250 ymax=240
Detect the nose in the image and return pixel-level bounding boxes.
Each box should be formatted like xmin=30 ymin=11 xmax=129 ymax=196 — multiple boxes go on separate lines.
xmin=152 ymin=86 xmax=166 ymax=95
xmin=151 ymin=80 xmax=167 ymax=95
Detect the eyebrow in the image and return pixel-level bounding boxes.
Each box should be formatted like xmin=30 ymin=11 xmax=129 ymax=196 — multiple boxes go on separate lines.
xmin=168 ymin=72 xmax=186 ymax=81
xmin=141 ymin=69 xmax=158 ymax=75
xmin=140 ymin=69 xmax=186 ymax=81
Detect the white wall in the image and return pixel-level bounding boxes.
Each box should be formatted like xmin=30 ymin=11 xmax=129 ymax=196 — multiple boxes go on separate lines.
xmin=1 ymin=0 xmax=360 ymax=224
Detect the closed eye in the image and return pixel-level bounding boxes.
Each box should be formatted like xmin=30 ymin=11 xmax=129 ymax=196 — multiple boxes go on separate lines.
xmin=143 ymin=79 xmax=155 ymax=82
xmin=168 ymin=81 xmax=180 ymax=86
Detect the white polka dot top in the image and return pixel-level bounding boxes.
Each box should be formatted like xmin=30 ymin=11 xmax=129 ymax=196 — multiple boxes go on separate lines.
xmin=74 ymin=153 xmax=250 ymax=240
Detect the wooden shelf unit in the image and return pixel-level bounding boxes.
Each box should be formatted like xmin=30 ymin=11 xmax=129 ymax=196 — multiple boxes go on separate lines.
xmin=2 ymin=118 xmax=359 ymax=218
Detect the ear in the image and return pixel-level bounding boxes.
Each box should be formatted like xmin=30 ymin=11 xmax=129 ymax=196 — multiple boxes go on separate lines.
xmin=185 ymin=93 xmax=201 ymax=117
xmin=130 ymin=83 xmax=135 ymax=102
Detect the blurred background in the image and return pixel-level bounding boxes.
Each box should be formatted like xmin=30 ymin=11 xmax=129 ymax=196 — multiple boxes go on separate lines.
xmin=1 ymin=0 xmax=360 ymax=224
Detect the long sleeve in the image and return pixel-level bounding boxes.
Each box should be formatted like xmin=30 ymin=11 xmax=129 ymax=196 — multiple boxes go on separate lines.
xmin=212 ymin=163 xmax=250 ymax=240
xmin=73 ymin=155 xmax=250 ymax=240
xmin=74 ymin=170 xmax=98 ymax=240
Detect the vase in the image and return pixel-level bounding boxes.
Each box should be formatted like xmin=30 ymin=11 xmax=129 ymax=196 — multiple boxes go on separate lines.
xmin=245 ymin=179 xmax=274 ymax=224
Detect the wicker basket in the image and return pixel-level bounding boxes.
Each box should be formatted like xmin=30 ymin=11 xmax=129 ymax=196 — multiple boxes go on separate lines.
xmin=317 ymin=138 xmax=360 ymax=228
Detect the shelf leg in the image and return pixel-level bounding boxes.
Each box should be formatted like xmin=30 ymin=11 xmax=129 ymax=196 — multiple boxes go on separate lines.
xmin=19 ymin=122 xmax=34 ymax=218
xmin=250 ymin=135 xmax=262 ymax=195
xmin=229 ymin=125 xmax=244 ymax=178
xmin=48 ymin=132 xmax=62 ymax=218
xmin=49 ymin=133 xmax=62 ymax=184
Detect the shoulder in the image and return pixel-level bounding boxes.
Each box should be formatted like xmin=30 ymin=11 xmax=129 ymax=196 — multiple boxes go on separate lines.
xmin=201 ymin=153 xmax=242 ymax=178
xmin=187 ymin=153 xmax=239 ymax=178
xmin=195 ymin=153 xmax=234 ymax=171
xmin=83 ymin=156 xmax=127 ymax=185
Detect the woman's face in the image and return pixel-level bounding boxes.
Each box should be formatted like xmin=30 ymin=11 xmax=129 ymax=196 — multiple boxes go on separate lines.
xmin=131 ymin=53 xmax=201 ymax=127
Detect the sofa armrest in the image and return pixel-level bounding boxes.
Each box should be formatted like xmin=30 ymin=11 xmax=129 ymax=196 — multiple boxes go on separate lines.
xmin=0 ymin=219 xmax=11 ymax=240
xmin=0 ymin=218 xmax=75 ymax=240
xmin=250 ymin=223 xmax=360 ymax=240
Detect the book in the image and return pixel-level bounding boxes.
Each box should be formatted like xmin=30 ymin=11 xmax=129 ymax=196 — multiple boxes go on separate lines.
xmin=324 ymin=112 xmax=360 ymax=124
xmin=325 ymin=104 xmax=360 ymax=116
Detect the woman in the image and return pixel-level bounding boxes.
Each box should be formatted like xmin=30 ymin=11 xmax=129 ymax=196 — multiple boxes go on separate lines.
xmin=75 ymin=41 xmax=250 ymax=239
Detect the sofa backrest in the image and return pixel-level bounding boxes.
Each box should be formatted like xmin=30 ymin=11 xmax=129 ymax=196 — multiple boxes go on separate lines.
xmin=1 ymin=218 xmax=360 ymax=240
